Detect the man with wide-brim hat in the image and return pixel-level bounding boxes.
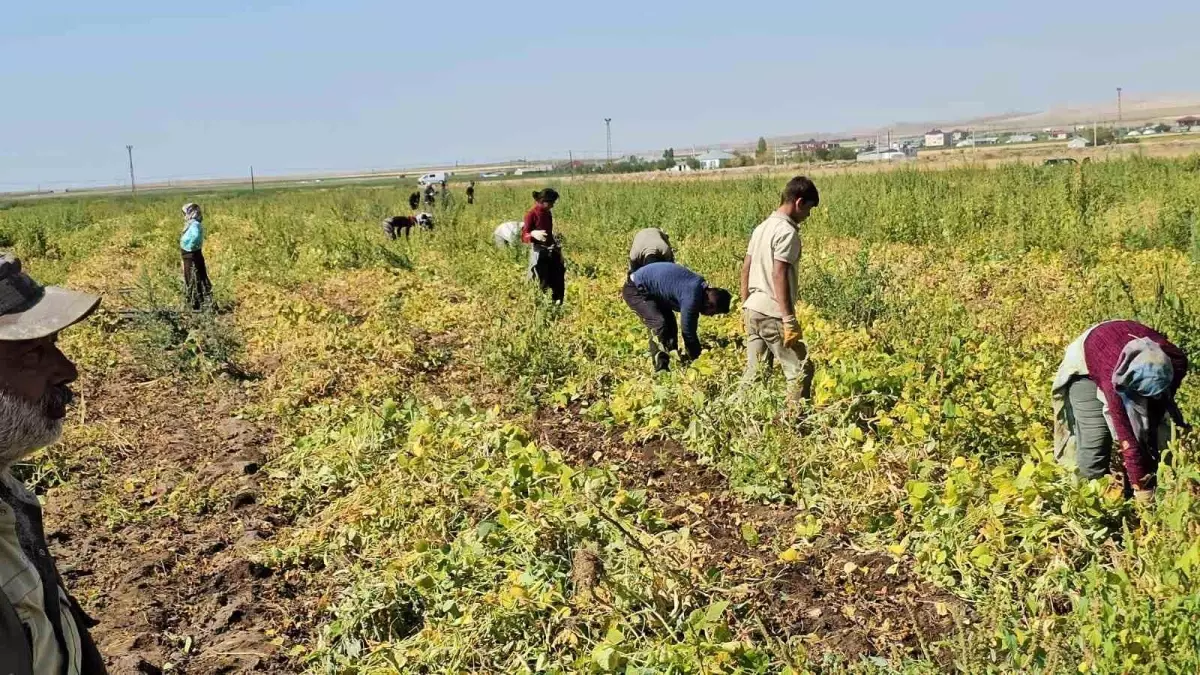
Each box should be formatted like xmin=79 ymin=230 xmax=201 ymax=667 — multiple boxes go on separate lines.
xmin=0 ymin=253 xmax=107 ymax=674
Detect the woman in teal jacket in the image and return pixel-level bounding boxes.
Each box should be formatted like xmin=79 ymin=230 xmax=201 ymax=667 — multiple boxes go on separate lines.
xmin=180 ymin=203 xmax=212 ymax=310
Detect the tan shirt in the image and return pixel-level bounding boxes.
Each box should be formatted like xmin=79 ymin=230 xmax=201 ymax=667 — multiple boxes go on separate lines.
xmin=743 ymin=212 xmax=800 ymax=318
xmin=1 ymin=472 xmax=82 ymax=675
xmin=629 ymin=228 xmax=673 ymax=263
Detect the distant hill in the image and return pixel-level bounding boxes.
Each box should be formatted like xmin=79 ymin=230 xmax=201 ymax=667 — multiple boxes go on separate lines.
xmin=710 ymin=92 xmax=1200 ymax=152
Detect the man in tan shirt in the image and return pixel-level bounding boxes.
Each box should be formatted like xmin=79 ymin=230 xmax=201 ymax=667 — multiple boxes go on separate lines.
xmin=0 ymin=254 xmax=106 ymax=674
xmin=740 ymin=176 xmax=819 ymax=400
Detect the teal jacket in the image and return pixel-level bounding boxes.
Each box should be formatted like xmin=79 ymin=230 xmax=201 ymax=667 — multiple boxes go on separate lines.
xmin=180 ymin=219 xmax=204 ymax=252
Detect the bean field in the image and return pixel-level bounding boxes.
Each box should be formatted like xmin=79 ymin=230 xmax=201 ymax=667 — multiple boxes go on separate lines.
xmin=4 ymin=156 xmax=1200 ymax=673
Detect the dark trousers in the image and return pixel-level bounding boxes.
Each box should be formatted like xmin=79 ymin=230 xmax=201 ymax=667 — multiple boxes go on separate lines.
xmin=629 ymin=252 xmax=673 ymax=274
xmin=622 ymin=279 xmax=677 ymax=371
xmin=531 ymin=246 xmax=566 ymax=303
xmin=181 ymin=249 xmax=212 ymax=310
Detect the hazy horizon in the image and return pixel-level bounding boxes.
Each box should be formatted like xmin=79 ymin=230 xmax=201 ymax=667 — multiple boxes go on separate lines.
xmin=4 ymin=0 xmax=1200 ymax=191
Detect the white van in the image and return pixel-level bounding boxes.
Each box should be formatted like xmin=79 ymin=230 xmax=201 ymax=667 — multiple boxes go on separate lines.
xmin=418 ymin=171 xmax=450 ymax=186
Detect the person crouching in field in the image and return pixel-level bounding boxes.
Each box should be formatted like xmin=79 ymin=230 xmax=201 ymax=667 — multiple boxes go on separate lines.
xmin=628 ymin=227 xmax=675 ymax=273
xmin=382 ymin=215 xmax=416 ymax=240
xmin=0 ymin=254 xmax=107 ymax=674
xmin=493 ymin=221 xmax=522 ymax=248
xmin=623 ymin=262 xmax=731 ymax=372
xmin=740 ymin=177 xmax=818 ymax=401
xmin=180 ymin=203 xmax=212 ymax=311
xmin=523 ymin=188 xmax=565 ymax=304
xmin=408 ymin=190 xmax=420 ymax=211
xmin=1052 ymin=320 xmax=1189 ymax=504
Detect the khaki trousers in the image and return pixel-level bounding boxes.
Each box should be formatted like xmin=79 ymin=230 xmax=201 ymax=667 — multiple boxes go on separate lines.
xmin=741 ymin=308 xmax=814 ymax=399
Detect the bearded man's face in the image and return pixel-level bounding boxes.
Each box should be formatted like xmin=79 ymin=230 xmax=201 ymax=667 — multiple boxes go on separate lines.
xmin=0 ymin=334 xmax=78 ymax=468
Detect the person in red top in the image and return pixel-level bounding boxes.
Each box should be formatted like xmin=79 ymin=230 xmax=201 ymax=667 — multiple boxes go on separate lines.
xmin=1053 ymin=320 xmax=1189 ymax=503
xmin=522 ymin=188 xmax=564 ymax=304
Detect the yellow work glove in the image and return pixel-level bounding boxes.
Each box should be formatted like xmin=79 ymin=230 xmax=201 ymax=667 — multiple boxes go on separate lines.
xmin=1134 ymin=488 xmax=1155 ymax=506
xmin=782 ymin=315 xmax=802 ymax=351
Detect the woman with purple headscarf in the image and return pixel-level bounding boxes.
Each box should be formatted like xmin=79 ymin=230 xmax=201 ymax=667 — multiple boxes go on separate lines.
xmin=1053 ymin=320 xmax=1189 ymax=503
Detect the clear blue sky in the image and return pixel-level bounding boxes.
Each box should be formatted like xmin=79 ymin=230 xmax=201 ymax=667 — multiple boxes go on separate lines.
xmin=3 ymin=0 xmax=1198 ymax=190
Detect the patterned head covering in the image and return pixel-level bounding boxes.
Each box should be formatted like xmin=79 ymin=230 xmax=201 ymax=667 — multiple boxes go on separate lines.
xmin=182 ymin=203 xmax=202 ymax=222
xmin=1113 ymin=337 xmax=1174 ymax=398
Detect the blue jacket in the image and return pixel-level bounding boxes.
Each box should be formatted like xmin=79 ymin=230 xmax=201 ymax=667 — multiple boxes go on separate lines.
xmin=180 ymin=219 xmax=204 ymax=252
xmin=630 ymin=262 xmax=708 ymax=359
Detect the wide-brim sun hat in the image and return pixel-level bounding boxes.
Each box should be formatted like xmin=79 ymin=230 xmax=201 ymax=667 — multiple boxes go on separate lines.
xmin=0 ymin=254 xmax=100 ymax=341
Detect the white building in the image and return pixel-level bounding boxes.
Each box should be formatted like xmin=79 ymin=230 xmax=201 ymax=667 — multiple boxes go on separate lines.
xmin=1067 ymin=137 xmax=1090 ymax=149
xmin=857 ymin=148 xmax=908 ymax=162
xmin=923 ymin=129 xmax=950 ymax=147
xmin=696 ymin=150 xmax=735 ymax=170
xmin=957 ymin=137 xmax=999 ymax=147
xmin=1007 ymin=134 xmax=1036 ymax=144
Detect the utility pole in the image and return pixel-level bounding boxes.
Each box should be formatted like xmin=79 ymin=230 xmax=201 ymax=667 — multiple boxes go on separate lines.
xmin=126 ymin=145 xmax=135 ymax=196
xmin=604 ymin=118 xmax=613 ymax=167
xmin=1116 ymin=87 xmax=1123 ymax=139
xmin=250 ymin=165 xmax=256 ymax=192
xmin=568 ymin=150 xmax=574 ymax=175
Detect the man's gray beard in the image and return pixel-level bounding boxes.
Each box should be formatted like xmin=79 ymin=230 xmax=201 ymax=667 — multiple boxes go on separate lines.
xmin=0 ymin=389 xmax=63 ymax=471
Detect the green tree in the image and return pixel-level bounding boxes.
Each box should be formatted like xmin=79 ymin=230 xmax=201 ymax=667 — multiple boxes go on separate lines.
xmin=756 ymin=137 xmax=768 ymax=160
xmin=832 ymin=146 xmax=858 ymax=161
xmin=1090 ymin=127 xmax=1116 ymax=146
xmin=660 ymin=148 xmax=675 ymax=170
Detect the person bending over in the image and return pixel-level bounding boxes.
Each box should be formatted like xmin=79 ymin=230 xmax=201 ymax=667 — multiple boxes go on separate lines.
xmin=623 ymin=261 xmax=731 ymax=372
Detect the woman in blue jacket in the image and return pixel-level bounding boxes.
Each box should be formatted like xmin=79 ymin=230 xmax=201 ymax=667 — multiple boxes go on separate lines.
xmin=180 ymin=203 xmax=212 ymax=310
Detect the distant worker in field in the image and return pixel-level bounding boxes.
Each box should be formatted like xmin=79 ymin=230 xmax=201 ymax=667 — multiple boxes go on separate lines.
xmin=408 ymin=190 xmax=420 ymax=211
xmin=628 ymin=227 xmax=675 ymax=273
xmin=180 ymin=202 xmax=212 ymax=311
xmin=739 ymin=177 xmax=819 ymax=400
xmin=1052 ymin=320 xmax=1189 ymax=504
xmin=466 ymin=181 xmax=476 ymax=205
xmin=493 ymin=220 xmax=522 ymax=248
xmin=0 ymin=254 xmax=107 ymax=674
xmin=623 ymin=261 xmax=731 ymax=372
xmin=522 ymin=188 xmax=565 ymax=304
xmin=439 ymin=181 xmax=450 ymax=206
xmin=423 ymin=184 xmax=436 ymax=208
xmin=382 ymin=215 xmax=417 ymax=240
